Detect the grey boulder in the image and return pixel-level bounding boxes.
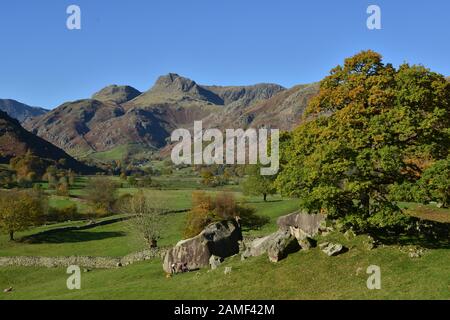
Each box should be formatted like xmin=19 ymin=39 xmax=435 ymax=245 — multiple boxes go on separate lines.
xmin=277 ymin=212 xmax=326 ymax=238
xmin=163 ymin=220 xmax=242 ymax=273
xmin=267 ymin=230 xmax=300 ymax=263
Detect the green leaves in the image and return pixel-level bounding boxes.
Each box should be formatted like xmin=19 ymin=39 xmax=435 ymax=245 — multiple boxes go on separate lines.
xmin=277 ymin=51 xmax=450 ymax=231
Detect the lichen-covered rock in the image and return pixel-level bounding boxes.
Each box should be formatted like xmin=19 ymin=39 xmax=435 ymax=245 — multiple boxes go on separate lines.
xmin=267 ymin=230 xmax=300 ymax=263
xmin=163 ymin=220 xmax=242 ymax=273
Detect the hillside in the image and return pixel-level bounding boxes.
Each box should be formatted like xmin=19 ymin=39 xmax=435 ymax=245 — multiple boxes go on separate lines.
xmin=0 ymin=111 xmax=94 ymax=173
xmin=204 ymin=83 xmax=319 ymax=131
xmin=0 ymin=99 xmax=47 ymax=123
xmin=25 ymin=74 xmax=285 ymax=157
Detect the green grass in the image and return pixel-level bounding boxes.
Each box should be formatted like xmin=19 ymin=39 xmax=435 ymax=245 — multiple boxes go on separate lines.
xmin=1 ymin=233 xmax=448 ymax=300
xmin=0 ymin=175 xmax=449 ymax=300
xmin=0 ymin=187 xmax=298 ymax=258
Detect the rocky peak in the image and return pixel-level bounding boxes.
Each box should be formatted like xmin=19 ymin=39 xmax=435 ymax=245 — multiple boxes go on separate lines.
xmin=92 ymin=85 xmax=141 ymax=104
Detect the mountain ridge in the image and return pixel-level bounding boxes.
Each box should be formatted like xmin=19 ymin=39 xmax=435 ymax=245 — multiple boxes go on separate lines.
xmin=0 ymin=99 xmax=48 ymax=123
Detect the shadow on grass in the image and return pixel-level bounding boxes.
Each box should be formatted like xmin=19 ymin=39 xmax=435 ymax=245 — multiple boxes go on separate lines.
xmin=370 ymin=219 xmax=450 ymax=249
xmin=20 ymin=230 xmax=126 ymax=244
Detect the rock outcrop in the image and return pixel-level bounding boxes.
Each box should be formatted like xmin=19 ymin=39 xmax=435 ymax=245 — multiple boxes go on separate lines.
xmin=277 ymin=211 xmax=326 ymax=237
xmin=267 ymin=230 xmax=300 ymax=263
xmin=242 ymin=212 xmax=326 ymax=262
xmin=163 ymin=220 xmax=242 ymax=273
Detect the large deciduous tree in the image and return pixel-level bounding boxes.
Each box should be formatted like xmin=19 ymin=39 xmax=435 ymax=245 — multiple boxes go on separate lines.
xmin=276 ymin=51 xmax=450 ymax=231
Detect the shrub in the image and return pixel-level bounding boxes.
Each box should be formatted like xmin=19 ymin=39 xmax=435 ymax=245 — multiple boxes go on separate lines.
xmin=183 ymin=192 xmax=264 ymax=238
xmin=46 ymin=204 xmax=79 ymax=222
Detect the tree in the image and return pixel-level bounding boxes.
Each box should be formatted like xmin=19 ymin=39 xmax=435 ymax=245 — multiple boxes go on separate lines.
xmin=276 ymin=51 xmax=450 ymax=231
xmin=84 ymin=177 xmax=118 ymax=215
xmin=200 ymin=169 xmax=215 ymax=186
xmin=119 ymin=190 xmax=164 ymax=248
xmin=418 ymin=158 xmax=450 ymax=207
xmin=242 ymin=165 xmax=276 ymax=201
xmin=0 ymin=189 xmax=47 ymax=241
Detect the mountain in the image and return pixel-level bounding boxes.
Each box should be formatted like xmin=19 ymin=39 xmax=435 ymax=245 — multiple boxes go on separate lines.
xmin=204 ymin=83 xmax=319 ymax=131
xmin=204 ymin=83 xmax=286 ymax=109
xmin=25 ymin=74 xmax=285 ymax=157
xmin=0 ymin=99 xmax=48 ymax=123
xmin=128 ymin=73 xmax=285 ymax=107
xmin=92 ymin=85 xmax=141 ymax=104
xmin=0 ymin=110 xmax=95 ymax=173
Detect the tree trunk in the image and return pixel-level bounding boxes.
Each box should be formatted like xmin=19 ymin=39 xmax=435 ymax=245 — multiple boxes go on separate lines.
xmin=263 ymin=193 xmax=267 ymax=202
xmin=9 ymin=231 xmax=14 ymax=241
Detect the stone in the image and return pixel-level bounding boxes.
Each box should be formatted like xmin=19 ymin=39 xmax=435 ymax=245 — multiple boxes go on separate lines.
xmin=298 ymin=238 xmax=315 ymax=250
xmin=289 ymin=226 xmax=309 ymax=241
xmin=408 ymin=247 xmax=425 ymax=259
xmin=321 ymin=243 xmax=345 ymax=256
xmin=267 ymin=230 xmax=300 ymax=263
xmin=163 ymin=220 xmax=242 ymax=273
xmin=318 ymin=242 xmax=330 ymax=249
xmin=241 ymin=235 xmax=272 ymax=260
xmin=209 ymin=255 xmax=223 ymax=270
xmin=3 ymin=287 xmax=13 ymax=293
xmin=277 ymin=211 xmax=326 ymax=238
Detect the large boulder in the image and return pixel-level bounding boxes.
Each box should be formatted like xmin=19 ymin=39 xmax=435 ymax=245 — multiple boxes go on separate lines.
xmin=163 ymin=220 xmax=242 ymax=273
xmin=267 ymin=230 xmax=300 ymax=262
xmin=241 ymin=235 xmax=272 ymax=260
xmin=277 ymin=211 xmax=326 ymax=238
xmin=241 ymin=230 xmax=301 ymax=262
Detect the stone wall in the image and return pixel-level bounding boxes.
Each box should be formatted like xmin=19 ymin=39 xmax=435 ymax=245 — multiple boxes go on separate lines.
xmin=0 ymin=248 xmax=167 ymax=269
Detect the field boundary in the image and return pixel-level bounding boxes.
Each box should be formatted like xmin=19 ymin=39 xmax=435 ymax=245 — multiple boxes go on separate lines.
xmin=0 ymin=248 xmax=167 ymax=269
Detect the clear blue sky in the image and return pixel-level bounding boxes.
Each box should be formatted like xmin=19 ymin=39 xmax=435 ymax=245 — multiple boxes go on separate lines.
xmin=0 ymin=0 xmax=448 ymax=109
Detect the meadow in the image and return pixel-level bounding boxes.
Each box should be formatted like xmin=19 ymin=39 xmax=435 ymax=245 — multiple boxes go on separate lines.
xmin=0 ymin=174 xmax=449 ymax=300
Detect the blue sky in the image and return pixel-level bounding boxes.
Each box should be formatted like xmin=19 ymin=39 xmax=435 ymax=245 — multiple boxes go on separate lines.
xmin=0 ymin=0 xmax=448 ymax=109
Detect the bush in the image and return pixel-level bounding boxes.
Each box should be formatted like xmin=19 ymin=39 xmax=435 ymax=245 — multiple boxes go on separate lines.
xmin=45 ymin=204 xmax=79 ymax=222
xmin=84 ymin=177 xmax=118 ymax=214
xmin=183 ymin=192 xmax=265 ymax=238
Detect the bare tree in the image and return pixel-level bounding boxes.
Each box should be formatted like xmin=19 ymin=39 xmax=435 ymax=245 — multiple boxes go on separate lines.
xmin=119 ymin=190 xmax=164 ymax=248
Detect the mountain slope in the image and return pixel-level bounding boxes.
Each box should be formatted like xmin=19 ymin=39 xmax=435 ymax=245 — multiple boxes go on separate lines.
xmin=204 ymin=83 xmax=319 ymax=131
xmin=0 ymin=110 xmax=94 ymax=173
xmin=0 ymin=99 xmax=48 ymax=123
xmin=24 ymin=74 xmax=288 ymax=158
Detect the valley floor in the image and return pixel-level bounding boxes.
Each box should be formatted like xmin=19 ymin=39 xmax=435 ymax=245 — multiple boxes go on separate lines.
xmin=0 ymin=185 xmax=449 ymax=300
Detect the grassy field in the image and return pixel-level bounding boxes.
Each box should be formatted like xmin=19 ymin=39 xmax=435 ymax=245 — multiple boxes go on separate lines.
xmin=1 ymin=232 xmax=448 ymax=300
xmin=0 ymin=175 xmax=449 ymax=300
